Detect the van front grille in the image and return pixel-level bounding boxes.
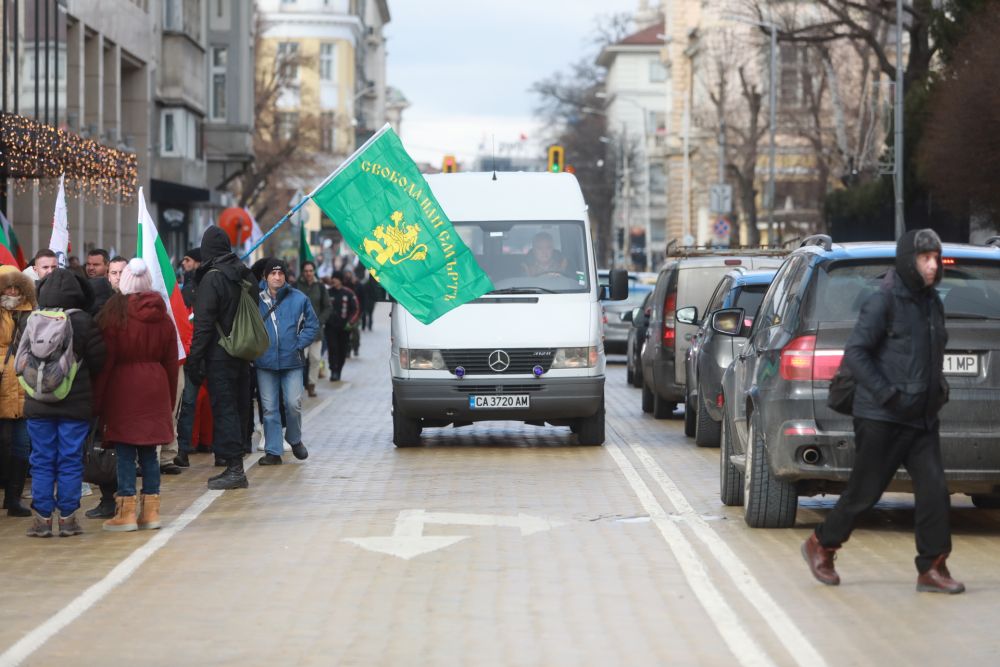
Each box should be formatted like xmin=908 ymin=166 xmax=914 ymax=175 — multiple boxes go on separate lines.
xmin=441 ymin=349 xmax=556 ymax=375
xmin=453 ymin=384 xmax=544 ymax=393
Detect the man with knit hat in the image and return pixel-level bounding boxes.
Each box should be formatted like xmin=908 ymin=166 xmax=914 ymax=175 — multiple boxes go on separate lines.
xmin=802 ymin=228 xmax=963 ymax=594
xmin=255 ymin=258 xmax=318 ymax=465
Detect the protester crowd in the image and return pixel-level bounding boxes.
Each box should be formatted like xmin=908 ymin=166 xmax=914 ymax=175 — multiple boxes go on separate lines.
xmin=0 ymin=226 xmax=381 ymax=537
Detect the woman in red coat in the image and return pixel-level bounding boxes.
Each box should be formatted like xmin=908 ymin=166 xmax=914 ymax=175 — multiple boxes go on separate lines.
xmin=94 ymin=258 xmax=178 ymax=532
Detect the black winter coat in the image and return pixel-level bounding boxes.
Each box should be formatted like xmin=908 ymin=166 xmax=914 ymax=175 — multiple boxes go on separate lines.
xmin=845 ymin=268 xmax=948 ymax=430
xmin=24 ymin=269 xmax=107 ymax=421
xmin=187 ymin=227 xmax=258 ymax=376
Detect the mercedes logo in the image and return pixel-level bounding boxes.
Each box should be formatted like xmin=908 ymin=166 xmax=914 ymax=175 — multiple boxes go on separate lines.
xmin=488 ymin=349 xmax=511 ymax=372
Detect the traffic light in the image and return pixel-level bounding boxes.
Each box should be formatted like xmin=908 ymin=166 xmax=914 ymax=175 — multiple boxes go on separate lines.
xmin=547 ymin=145 xmax=565 ymax=173
xmin=442 ymin=155 xmax=457 ymax=173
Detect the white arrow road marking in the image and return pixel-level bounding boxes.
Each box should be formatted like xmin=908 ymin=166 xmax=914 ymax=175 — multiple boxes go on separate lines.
xmin=343 ymin=509 xmax=566 ymax=560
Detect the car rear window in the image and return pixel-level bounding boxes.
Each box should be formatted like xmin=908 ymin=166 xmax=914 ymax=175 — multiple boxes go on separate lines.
xmin=734 ymin=284 xmax=768 ymax=318
xmin=805 ymin=259 xmax=1000 ymax=322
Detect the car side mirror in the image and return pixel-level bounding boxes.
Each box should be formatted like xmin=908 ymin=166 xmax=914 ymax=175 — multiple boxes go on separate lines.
xmin=604 ymin=269 xmax=629 ymax=301
xmin=676 ymin=306 xmax=698 ymax=326
xmin=711 ymin=308 xmax=745 ymax=336
xmin=619 ymin=310 xmax=634 ymax=323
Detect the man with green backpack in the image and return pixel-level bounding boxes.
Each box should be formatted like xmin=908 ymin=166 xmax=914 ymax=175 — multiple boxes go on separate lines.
xmin=187 ymin=226 xmax=264 ymax=490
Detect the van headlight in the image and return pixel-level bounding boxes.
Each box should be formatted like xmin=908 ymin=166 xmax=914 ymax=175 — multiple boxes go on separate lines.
xmin=400 ymin=348 xmax=446 ymax=370
xmin=551 ymin=346 xmax=599 ymax=369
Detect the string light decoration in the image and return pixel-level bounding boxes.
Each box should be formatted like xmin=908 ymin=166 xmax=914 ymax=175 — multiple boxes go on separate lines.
xmin=0 ymin=112 xmax=137 ymax=204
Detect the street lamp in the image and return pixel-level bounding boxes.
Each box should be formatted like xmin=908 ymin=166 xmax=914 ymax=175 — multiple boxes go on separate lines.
xmin=722 ymin=14 xmax=778 ymax=246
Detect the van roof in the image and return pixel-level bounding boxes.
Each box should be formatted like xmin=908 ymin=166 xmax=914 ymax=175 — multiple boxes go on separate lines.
xmin=425 ymin=172 xmax=587 ymax=222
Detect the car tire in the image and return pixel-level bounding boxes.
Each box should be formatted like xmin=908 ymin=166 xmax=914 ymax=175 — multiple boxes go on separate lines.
xmin=683 ymin=394 xmax=697 ymax=437
xmin=652 ymin=393 xmax=675 ymax=419
xmin=743 ymin=414 xmax=797 ymax=528
xmin=719 ymin=406 xmax=744 ymax=507
xmin=694 ymin=394 xmax=722 ymax=447
xmin=626 ymin=363 xmax=635 ymax=386
xmin=576 ymin=401 xmax=605 ymax=446
xmin=970 ymin=494 xmax=1000 ymax=509
xmin=641 ymin=384 xmax=654 ymax=413
xmin=392 ymin=393 xmax=422 ymax=448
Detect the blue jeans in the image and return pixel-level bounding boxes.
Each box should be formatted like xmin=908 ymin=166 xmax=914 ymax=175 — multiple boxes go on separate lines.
xmin=2 ymin=418 xmax=30 ymax=460
xmin=27 ymin=418 xmax=89 ymax=517
xmin=176 ymin=366 xmax=201 ymax=454
xmin=114 ymin=444 xmax=160 ymax=496
xmin=256 ymin=367 xmax=303 ymax=456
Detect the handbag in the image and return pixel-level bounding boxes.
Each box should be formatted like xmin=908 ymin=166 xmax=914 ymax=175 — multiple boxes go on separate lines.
xmin=827 ymin=363 xmax=855 ymax=415
xmin=82 ymin=419 xmax=116 ymax=486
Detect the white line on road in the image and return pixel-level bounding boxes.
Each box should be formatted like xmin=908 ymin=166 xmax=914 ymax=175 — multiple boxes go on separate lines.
xmin=604 ymin=440 xmax=776 ymax=667
xmin=0 ymin=389 xmax=344 ymax=667
xmin=627 ymin=442 xmax=827 ymax=667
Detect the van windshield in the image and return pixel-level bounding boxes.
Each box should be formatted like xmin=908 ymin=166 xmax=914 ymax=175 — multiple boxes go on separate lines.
xmin=455 ymin=221 xmax=590 ymax=294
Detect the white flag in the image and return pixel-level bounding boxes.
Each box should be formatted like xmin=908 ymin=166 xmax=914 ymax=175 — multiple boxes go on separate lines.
xmin=49 ymin=174 xmax=70 ymax=267
xmin=242 ymin=207 xmax=263 ymax=260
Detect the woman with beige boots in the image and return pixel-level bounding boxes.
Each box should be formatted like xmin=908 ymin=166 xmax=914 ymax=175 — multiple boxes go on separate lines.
xmin=94 ymin=259 xmax=178 ymax=532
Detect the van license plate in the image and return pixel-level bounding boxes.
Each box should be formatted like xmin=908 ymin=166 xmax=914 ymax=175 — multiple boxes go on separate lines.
xmin=943 ymin=354 xmax=978 ymax=376
xmin=469 ymin=394 xmax=530 ymax=409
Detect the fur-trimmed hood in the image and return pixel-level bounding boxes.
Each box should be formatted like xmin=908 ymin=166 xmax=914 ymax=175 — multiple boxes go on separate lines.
xmin=0 ymin=265 xmax=37 ymax=309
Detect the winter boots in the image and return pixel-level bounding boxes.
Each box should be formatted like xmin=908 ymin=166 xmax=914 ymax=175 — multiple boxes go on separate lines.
xmin=58 ymin=513 xmax=83 ymax=537
xmin=137 ymin=494 xmax=161 ymax=530
xmin=207 ymin=459 xmax=248 ymax=490
xmin=26 ymin=511 xmax=53 ymax=538
xmin=103 ymin=495 xmax=138 ymax=532
xmin=917 ymin=555 xmax=965 ymax=594
xmin=3 ymin=457 xmax=30 ymax=517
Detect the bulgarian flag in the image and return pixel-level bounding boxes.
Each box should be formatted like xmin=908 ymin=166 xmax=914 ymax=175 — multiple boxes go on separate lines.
xmin=136 ymin=187 xmax=192 ymax=359
xmin=0 ymin=211 xmax=23 ymax=268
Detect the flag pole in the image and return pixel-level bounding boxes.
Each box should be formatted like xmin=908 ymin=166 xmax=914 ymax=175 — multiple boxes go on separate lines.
xmin=240 ymin=124 xmax=394 ymax=261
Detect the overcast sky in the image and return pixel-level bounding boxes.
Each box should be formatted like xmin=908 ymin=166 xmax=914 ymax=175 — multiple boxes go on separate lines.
xmin=385 ymin=1 xmax=637 ymax=167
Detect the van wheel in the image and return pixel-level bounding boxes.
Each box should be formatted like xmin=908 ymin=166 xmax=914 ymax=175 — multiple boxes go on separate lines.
xmin=392 ymin=393 xmax=422 ymax=448
xmin=683 ymin=394 xmax=696 ymax=437
xmin=694 ymin=394 xmax=722 ymax=447
xmin=743 ymin=415 xmax=797 ymax=528
xmin=652 ymin=393 xmax=675 ymax=419
xmin=971 ymin=494 xmax=1000 ymax=509
xmin=641 ymin=384 xmax=654 ymax=413
xmin=719 ymin=406 xmax=744 ymax=506
xmin=576 ymin=402 xmax=605 ymax=446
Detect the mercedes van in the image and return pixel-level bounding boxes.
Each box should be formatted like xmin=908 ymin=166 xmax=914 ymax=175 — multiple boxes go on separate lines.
xmin=389 ymin=172 xmax=627 ymax=447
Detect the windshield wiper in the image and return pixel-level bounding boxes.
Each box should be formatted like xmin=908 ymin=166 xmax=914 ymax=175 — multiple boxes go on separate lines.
xmin=488 ymin=287 xmax=557 ymax=295
xmin=946 ymin=311 xmax=1000 ymax=320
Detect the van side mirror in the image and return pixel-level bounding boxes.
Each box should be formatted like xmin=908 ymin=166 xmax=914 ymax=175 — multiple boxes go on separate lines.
xmin=711 ymin=308 xmax=745 ymax=336
xmin=676 ymin=306 xmax=698 ymax=326
xmin=605 ymin=269 xmax=628 ymax=301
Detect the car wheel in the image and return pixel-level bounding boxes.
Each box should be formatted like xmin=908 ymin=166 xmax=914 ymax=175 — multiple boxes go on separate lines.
xmin=641 ymin=384 xmax=654 ymax=413
xmin=971 ymin=494 xmax=1000 ymax=509
xmin=632 ymin=359 xmax=644 ymax=388
xmin=576 ymin=401 xmax=605 ymax=446
xmin=392 ymin=393 xmax=422 ymax=448
xmin=743 ymin=414 xmax=797 ymax=528
xmin=683 ymin=394 xmax=697 ymax=437
xmin=694 ymin=393 xmax=722 ymax=447
xmin=626 ymin=363 xmax=635 ymax=386
xmin=652 ymin=393 xmax=675 ymax=419
xmin=719 ymin=406 xmax=744 ymax=506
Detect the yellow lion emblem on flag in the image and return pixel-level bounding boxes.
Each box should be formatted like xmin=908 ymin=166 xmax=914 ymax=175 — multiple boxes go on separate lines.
xmin=363 ymin=210 xmax=428 ymax=267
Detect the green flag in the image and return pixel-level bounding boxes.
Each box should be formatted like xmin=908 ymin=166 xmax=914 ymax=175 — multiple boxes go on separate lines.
xmin=299 ymin=221 xmax=314 ymax=267
xmin=311 ymin=125 xmax=494 ymax=324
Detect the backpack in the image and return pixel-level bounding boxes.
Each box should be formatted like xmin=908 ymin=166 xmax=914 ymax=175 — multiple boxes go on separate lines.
xmin=827 ymin=283 xmax=895 ymax=415
xmin=15 ymin=308 xmax=81 ymax=402
xmin=211 ymin=270 xmax=269 ymax=361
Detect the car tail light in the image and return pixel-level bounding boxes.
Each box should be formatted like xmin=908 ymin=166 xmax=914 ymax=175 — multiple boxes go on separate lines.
xmin=784 ymin=426 xmax=817 ymax=436
xmin=662 ymin=291 xmax=677 ymax=347
xmin=716 ymin=393 xmax=724 ymax=408
xmin=724 ymin=259 xmax=742 ymax=266
xmin=779 ymin=335 xmax=844 ymax=381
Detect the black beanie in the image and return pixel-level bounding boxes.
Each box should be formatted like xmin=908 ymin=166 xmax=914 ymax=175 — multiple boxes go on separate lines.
xmin=896 ymin=228 xmax=943 ymax=292
xmin=262 ymin=257 xmax=288 ymax=278
xmin=184 ymin=247 xmax=202 ymax=263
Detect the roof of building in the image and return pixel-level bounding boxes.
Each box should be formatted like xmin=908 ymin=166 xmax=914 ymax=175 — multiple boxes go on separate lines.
xmin=619 ymin=22 xmax=665 ymax=46
xmin=597 ymin=22 xmax=665 ymax=67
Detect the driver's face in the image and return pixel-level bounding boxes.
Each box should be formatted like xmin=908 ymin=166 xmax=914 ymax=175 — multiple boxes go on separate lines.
xmin=534 ymin=240 xmax=554 ymax=263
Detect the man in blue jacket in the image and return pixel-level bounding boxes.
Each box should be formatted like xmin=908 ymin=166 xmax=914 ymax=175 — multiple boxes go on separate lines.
xmin=255 ymin=258 xmax=320 ymax=465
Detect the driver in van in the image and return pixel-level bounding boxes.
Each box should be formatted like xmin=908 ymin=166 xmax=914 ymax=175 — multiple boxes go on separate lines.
xmin=521 ymin=232 xmax=568 ymax=277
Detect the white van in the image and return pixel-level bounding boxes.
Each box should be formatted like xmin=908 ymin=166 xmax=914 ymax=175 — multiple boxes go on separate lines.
xmin=390 ymin=172 xmax=627 ymax=447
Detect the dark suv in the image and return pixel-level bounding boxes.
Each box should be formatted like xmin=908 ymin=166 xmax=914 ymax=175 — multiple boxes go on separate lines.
xmin=717 ymin=235 xmax=1000 ymax=527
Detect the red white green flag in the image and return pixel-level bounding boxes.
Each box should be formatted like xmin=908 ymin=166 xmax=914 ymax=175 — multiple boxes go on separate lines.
xmin=0 ymin=211 xmax=23 ymax=268
xmin=136 ymin=187 xmax=192 ymax=359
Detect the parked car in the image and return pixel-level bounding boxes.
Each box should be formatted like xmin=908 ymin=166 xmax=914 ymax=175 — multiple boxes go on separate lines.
xmin=600 ymin=271 xmax=656 ymax=355
xmin=680 ymin=269 xmax=776 ymax=445
xmin=624 ymin=291 xmax=654 ymax=387
xmin=718 ymin=235 xmax=1000 ymax=527
xmin=640 ymin=250 xmax=787 ymax=418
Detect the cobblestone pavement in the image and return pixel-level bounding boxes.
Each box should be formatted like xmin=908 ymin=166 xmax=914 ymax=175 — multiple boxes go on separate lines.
xmin=2 ymin=306 xmax=1000 ymax=666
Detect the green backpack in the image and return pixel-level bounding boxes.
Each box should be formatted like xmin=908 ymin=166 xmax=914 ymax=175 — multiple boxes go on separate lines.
xmin=211 ymin=270 xmax=270 ymax=361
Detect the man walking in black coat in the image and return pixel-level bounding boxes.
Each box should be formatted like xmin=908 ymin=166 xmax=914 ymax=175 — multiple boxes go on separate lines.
xmin=186 ymin=227 xmax=257 ymax=490
xmin=802 ymin=229 xmax=963 ymax=593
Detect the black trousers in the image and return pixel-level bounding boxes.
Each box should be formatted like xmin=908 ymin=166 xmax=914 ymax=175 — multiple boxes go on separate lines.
xmin=816 ymin=417 xmax=952 ymax=573
xmin=326 ymin=326 xmax=350 ymax=377
xmin=207 ymin=357 xmax=251 ymax=461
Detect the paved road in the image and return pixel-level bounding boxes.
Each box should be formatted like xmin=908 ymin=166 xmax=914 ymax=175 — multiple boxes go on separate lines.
xmin=2 ymin=306 xmax=1000 ymax=666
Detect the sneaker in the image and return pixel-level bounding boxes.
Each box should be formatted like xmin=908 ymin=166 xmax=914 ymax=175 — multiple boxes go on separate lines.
xmin=160 ymin=462 xmax=183 ymax=475
xmin=27 ymin=511 xmax=53 ymax=538
xmin=58 ymin=513 xmax=84 ymax=537
xmin=257 ymin=440 xmax=266 ymax=452
xmin=258 ymin=454 xmax=283 ymax=466
xmin=290 ymin=442 xmax=309 ymax=461
xmin=81 ymin=482 xmax=93 ymax=497
xmin=173 ymin=452 xmax=191 ymax=468
xmin=283 ymin=439 xmax=292 ymax=453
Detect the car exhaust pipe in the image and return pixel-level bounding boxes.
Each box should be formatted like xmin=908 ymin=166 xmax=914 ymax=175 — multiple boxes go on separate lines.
xmin=801 ymin=447 xmax=821 ymax=465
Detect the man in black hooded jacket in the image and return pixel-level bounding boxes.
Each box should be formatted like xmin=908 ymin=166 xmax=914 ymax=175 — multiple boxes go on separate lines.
xmin=186 ymin=226 xmax=257 ymax=490
xmin=802 ymin=228 xmax=963 ymax=593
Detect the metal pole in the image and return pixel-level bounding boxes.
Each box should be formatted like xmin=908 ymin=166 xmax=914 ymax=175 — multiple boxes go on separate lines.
xmin=641 ymin=109 xmax=651 ymax=272
xmin=894 ymin=0 xmax=905 ymax=239
xmin=767 ymin=25 xmax=777 ymax=247
xmin=622 ymin=121 xmax=630 ymax=268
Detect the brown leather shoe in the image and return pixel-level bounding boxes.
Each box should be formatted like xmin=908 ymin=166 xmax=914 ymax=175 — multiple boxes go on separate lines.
xmin=801 ymin=533 xmax=840 ymax=585
xmin=306 ymin=383 xmax=317 ymax=398
xmin=917 ymin=555 xmax=965 ymax=594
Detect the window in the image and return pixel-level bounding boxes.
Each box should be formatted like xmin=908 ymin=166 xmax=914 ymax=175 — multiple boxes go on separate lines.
xmin=161 ymin=108 xmax=199 ymax=158
xmin=779 ymin=45 xmax=812 ymax=109
xmin=278 ymin=112 xmax=299 ymax=141
xmin=277 ymin=42 xmax=299 ymax=83
xmin=216 ymin=0 xmax=226 ymax=17
xmin=163 ymin=0 xmax=182 ymax=30
xmin=210 ymin=47 xmax=227 ymax=122
xmin=649 ymin=59 xmax=668 ymax=83
xmin=320 ymin=43 xmax=335 ymax=81
xmin=163 ymin=111 xmax=176 ymax=154
xmin=320 ymin=111 xmax=336 ymax=151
